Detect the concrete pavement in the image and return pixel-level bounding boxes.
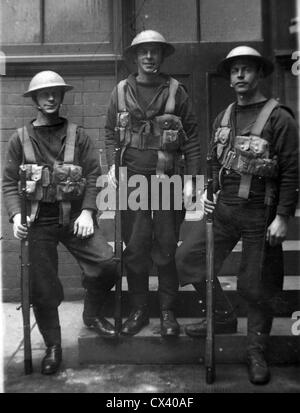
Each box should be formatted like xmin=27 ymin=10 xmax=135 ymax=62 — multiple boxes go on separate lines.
xmin=2 ymin=302 xmax=299 ymax=393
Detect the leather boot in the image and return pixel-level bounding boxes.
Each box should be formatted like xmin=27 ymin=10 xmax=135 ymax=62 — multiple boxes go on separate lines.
xmin=185 ymin=312 xmax=237 ymax=337
xmin=82 ymin=290 xmax=116 ymax=337
xmin=247 ymin=350 xmax=270 ymax=385
xmin=247 ymin=305 xmax=272 ymax=384
xmin=121 ymin=306 xmax=149 ymax=336
xmin=41 ymin=344 xmax=62 ymax=375
xmin=160 ymin=310 xmax=180 ymax=338
xmin=33 ymin=307 xmax=62 ymax=374
xmin=185 ymin=281 xmax=238 ymax=337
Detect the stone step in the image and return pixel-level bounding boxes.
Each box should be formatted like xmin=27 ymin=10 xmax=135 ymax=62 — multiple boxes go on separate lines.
xmin=78 ymin=317 xmax=300 ymax=365
xmin=98 ymin=210 xmax=300 ymax=240
xmin=101 ymin=290 xmax=300 ymax=318
xmin=3 ymin=287 xmax=299 ymax=317
xmin=100 ymin=275 xmax=300 ymax=318
xmin=107 ymin=275 xmax=299 ymax=291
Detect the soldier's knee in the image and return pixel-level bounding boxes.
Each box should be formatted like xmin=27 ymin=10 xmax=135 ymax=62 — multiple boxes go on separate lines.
xmin=238 ymin=285 xmax=263 ymax=304
xmin=32 ymin=294 xmax=63 ymax=309
xmin=175 ymin=243 xmax=190 ymax=272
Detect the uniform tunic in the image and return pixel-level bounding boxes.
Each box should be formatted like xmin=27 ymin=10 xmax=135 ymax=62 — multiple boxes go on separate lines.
xmin=3 ymin=118 xmax=116 ymax=309
xmin=176 ymin=101 xmax=299 ymax=349
xmin=105 ymin=74 xmax=201 ymax=309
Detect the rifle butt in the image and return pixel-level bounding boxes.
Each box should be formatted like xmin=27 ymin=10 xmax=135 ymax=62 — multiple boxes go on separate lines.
xmin=114 ymin=207 xmax=123 ymax=334
xmin=24 ymin=359 xmax=33 ymax=375
xmin=114 ymin=272 xmax=122 ymax=333
xmin=23 ymin=324 xmax=33 ymax=374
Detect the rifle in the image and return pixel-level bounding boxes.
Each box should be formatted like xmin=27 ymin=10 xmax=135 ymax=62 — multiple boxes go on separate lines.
xmin=19 ymin=164 xmax=33 ymax=374
xmin=205 ymin=155 xmax=215 ymax=384
xmin=114 ymin=115 xmax=125 ymax=335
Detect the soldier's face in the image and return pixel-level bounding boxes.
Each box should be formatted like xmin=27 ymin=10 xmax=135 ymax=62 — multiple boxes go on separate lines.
xmin=35 ymin=87 xmax=64 ymax=114
xmin=230 ymin=59 xmax=262 ymax=95
xmin=135 ymin=43 xmax=163 ymax=75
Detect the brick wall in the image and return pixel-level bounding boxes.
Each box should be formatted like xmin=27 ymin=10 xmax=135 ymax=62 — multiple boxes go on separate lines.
xmin=1 ymin=74 xmax=115 ymax=302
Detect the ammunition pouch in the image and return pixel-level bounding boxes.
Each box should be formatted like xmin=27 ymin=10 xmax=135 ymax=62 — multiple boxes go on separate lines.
xmin=214 ymin=98 xmax=280 ymax=202
xmin=231 ymin=150 xmax=279 ymax=178
xmin=118 ymin=113 xmax=184 ymax=153
xmin=219 ymin=135 xmax=278 ymax=179
xmin=116 ymin=111 xmax=131 ymax=145
xmin=53 ymin=163 xmax=86 ymax=201
xmin=56 ymin=180 xmax=86 ymax=201
xmin=215 ymin=126 xmax=231 ymax=145
xmin=154 ymin=114 xmax=183 ymax=152
xmin=18 ymin=164 xmax=44 ymax=201
xmin=18 ymin=163 xmax=86 ymax=203
xmin=234 ymin=135 xmax=269 ymax=156
xmin=115 ymin=77 xmax=185 ymax=176
xmin=214 ymin=126 xmax=232 ymax=162
xmin=17 ymin=122 xmax=82 ymax=225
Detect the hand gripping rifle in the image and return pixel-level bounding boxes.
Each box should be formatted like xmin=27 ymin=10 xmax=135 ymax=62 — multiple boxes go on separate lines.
xmin=19 ymin=163 xmax=33 ymax=374
xmin=205 ymin=155 xmax=215 ymax=384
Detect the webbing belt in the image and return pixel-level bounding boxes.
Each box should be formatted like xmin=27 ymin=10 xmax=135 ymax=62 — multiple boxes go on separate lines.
xmin=18 ymin=122 xmax=77 ymax=225
xmin=221 ymin=99 xmax=279 ymax=201
xmin=18 ymin=126 xmax=39 ymax=222
xmin=60 ymin=122 xmax=77 ymax=226
xmin=117 ymin=77 xmax=180 ymax=176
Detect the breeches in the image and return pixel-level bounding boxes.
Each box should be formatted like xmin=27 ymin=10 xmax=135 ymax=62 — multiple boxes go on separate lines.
xmin=121 ymin=172 xmax=184 ymax=308
xmin=28 ymin=218 xmax=116 ymax=308
xmin=176 ymin=200 xmax=284 ymax=305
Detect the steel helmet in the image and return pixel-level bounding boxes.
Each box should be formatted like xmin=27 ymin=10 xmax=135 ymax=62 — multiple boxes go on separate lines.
xmin=23 ymin=71 xmax=73 ymax=97
xmin=217 ymin=46 xmax=274 ymax=78
xmin=124 ymin=30 xmax=175 ymax=59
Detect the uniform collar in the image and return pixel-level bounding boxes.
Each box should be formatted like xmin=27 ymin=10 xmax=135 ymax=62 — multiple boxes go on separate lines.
xmin=26 ymin=117 xmax=68 ymax=140
xmin=127 ymin=73 xmax=171 ymax=90
xmin=236 ymin=99 xmax=269 ymax=110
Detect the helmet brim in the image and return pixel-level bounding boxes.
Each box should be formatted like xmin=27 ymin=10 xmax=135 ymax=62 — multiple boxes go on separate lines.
xmin=23 ymin=83 xmax=73 ymax=97
xmin=217 ymin=55 xmax=274 ymax=78
xmin=123 ymin=42 xmax=175 ymax=60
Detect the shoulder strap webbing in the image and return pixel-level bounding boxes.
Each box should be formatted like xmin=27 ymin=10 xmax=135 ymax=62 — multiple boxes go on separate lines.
xmin=117 ymin=79 xmax=127 ymax=112
xmin=17 ymin=126 xmax=36 ymax=163
xmin=165 ymin=77 xmax=179 ymax=114
xmin=117 ymin=77 xmax=179 ymax=114
xmin=250 ymin=98 xmax=279 ymax=136
xmin=220 ymin=103 xmax=235 ymax=127
xmin=61 ymin=121 xmax=77 ymax=228
xmin=64 ymin=122 xmax=77 ymax=163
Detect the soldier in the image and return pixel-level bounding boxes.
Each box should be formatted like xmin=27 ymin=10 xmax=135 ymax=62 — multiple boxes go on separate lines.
xmin=176 ymin=47 xmax=299 ymax=384
xmin=3 ymin=71 xmax=117 ymax=375
xmin=105 ymin=30 xmax=201 ymax=337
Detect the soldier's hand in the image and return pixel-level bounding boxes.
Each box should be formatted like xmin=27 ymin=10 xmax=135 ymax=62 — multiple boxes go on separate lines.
xmin=266 ymin=214 xmax=289 ymax=246
xmin=183 ymin=178 xmax=194 ymax=209
xmin=203 ymin=190 xmax=219 ymax=215
xmin=74 ymin=209 xmax=94 ymax=239
xmin=13 ymin=213 xmax=30 ymax=240
xmin=108 ymin=164 xmax=117 ymax=188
